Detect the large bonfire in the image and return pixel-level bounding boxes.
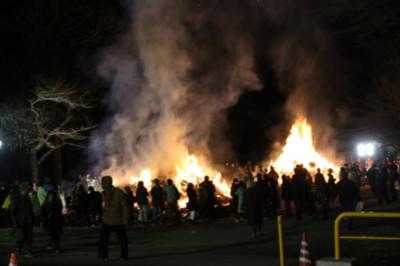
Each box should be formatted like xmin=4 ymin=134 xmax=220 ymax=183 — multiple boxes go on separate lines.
xmin=271 ymin=116 xmax=340 ymax=177
xmin=124 ymin=154 xmax=231 ymax=208
xmin=101 ymin=116 xmax=339 ymax=207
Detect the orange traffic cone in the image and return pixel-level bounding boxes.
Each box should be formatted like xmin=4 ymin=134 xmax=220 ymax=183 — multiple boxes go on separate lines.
xmin=9 ymin=252 xmax=18 ymax=266
xmin=299 ymin=232 xmax=312 ymax=266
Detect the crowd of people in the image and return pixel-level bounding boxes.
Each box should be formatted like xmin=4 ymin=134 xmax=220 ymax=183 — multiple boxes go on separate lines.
xmin=0 ymin=159 xmax=399 ymax=259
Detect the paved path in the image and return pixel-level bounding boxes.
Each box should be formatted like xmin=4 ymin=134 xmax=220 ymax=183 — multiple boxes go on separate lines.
xmin=1 ymin=192 xmax=399 ymax=265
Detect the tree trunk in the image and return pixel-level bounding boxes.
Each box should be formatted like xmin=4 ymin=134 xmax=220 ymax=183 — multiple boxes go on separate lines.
xmin=31 ymin=149 xmax=39 ymax=184
xmin=53 ymin=146 xmax=63 ymax=186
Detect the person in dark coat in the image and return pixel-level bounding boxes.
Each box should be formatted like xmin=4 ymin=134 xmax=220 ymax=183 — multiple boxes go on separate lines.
xmin=230 ymin=179 xmax=239 ymax=216
xmin=366 ymin=165 xmax=378 ymax=197
xmin=42 ymin=191 xmax=64 ymax=253
xmin=10 ymin=182 xmax=34 ymax=257
xmin=281 ymin=175 xmax=292 ymax=216
xmin=377 ymin=163 xmax=390 ymax=204
xmin=198 ymin=184 xmax=208 ymax=220
xmin=265 ymin=173 xmax=279 ymax=217
xmin=88 ymin=187 xmax=103 ymax=226
xmin=150 ymin=179 xmax=164 ymax=224
xmin=292 ymin=166 xmax=308 ymax=220
xmin=327 ymin=168 xmax=336 ymax=202
xmin=123 ymin=186 xmax=135 ymax=224
xmin=333 ymin=168 xmax=359 ymax=229
xmin=387 ymin=161 xmax=398 ymax=202
xmin=199 ymin=176 xmax=217 ymax=221
xmin=75 ymin=185 xmax=89 ymax=227
xmin=136 ymin=181 xmax=149 ymax=224
xmin=315 ymin=169 xmax=329 ymax=219
xmin=186 ymin=183 xmax=198 ymax=222
xmin=245 ymin=180 xmax=264 ymax=238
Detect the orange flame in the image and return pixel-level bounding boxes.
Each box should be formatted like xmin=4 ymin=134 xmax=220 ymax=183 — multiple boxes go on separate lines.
xmin=272 ymin=116 xmax=339 ymax=180
xmin=128 ymin=154 xmax=231 ymax=208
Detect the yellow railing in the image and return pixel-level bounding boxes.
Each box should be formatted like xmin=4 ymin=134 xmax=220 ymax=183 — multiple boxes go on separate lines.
xmin=277 ymin=215 xmax=284 ymax=266
xmin=334 ymin=212 xmax=400 ymax=260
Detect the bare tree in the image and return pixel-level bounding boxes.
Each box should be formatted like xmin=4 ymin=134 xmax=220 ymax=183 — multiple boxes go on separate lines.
xmin=0 ymin=80 xmax=95 ymax=183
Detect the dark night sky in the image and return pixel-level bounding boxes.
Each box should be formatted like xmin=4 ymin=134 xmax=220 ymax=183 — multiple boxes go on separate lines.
xmin=1 ymin=0 xmax=400 ymax=181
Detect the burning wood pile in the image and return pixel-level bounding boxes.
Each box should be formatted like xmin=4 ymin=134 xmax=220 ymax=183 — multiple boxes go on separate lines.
xmin=102 ymin=116 xmax=339 ymax=209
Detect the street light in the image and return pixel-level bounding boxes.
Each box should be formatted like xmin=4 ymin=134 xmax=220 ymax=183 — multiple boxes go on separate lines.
xmin=0 ymin=139 xmax=3 ymax=149
xmin=356 ymin=142 xmax=375 ymax=158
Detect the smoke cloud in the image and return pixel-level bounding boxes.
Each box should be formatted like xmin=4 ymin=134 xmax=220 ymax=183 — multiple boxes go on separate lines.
xmin=90 ymin=0 xmax=345 ymax=181
xmin=263 ymin=0 xmax=346 ymax=159
xmin=90 ymin=0 xmax=262 ymax=182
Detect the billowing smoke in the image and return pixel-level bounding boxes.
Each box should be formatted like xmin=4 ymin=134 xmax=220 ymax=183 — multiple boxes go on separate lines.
xmin=91 ymin=0 xmax=345 ymax=182
xmin=90 ymin=0 xmax=262 ymax=183
xmin=263 ymin=0 xmax=346 ymax=159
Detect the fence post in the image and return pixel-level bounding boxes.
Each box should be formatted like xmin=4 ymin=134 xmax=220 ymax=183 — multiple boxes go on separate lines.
xmin=334 ymin=214 xmax=342 ymax=260
xmin=277 ymin=215 xmax=285 ymax=266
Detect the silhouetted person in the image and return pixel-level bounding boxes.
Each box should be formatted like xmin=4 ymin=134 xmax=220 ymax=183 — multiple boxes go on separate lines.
xmin=333 ymin=168 xmax=359 ymax=229
xmin=136 ymin=181 xmax=149 ymax=224
xmin=315 ymin=168 xmax=329 ymax=219
xmin=123 ymin=186 xmax=135 ymax=224
xmin=377 ymin=163 xmax=390 ymax=204
xmin=292 ymin=166 xmax=308 ymax=220
xmin=75 ymin=185 xmax=89 ymax=227
xmin=165 ymin=179 xmax=180 ymax=224
xmin=42 ymin=191 xmax=64 ymax=253
xmin=327 ymin=168 xmax=336 ymax=202
xmin=265 ymin=173 xmax=279 ymax=217
xmin=245 ymin=180 xmax=264 ymax=238
xmin=269 ymin=166 xmax=279 ymax=182
xmin=29 ymin=189 xmax=41 ymax=226
xmin=387 ymin=161 xmax=398 ymax=201
xmin=366 ymin=165 xmax=378 ymax=197
xmin=10 ymin=183 xmax=34 ymax=257
xmin=200 ymin=176 xmax=216 ymax=221
xmin=98 ymin=176 xmax=129 ymax=261
xmin=235 ymin=181 xmax=246 ymax=222
xmin=186 ymin=183 xmax=198 ymax=222
xmin=281 ymin=175 xmax=292 ymax=217
xmin=150 ymin=179 xmax=164 ymax=224
xmin=88 ymin=187 xmax=103 ymax=226
xmin=230 ymin=179 xmax=239 ymax=216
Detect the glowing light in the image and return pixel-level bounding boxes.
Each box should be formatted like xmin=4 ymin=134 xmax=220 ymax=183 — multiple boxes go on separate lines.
xmin=357 ymin=142 xmax=375 ymax=158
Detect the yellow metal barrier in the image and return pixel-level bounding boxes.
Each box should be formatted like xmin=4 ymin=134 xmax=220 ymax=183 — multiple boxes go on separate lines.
xmin=277 ymin=215 xmax=284 ymax=266
xmin=334 ymin=211 xmax=400 ymax=260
